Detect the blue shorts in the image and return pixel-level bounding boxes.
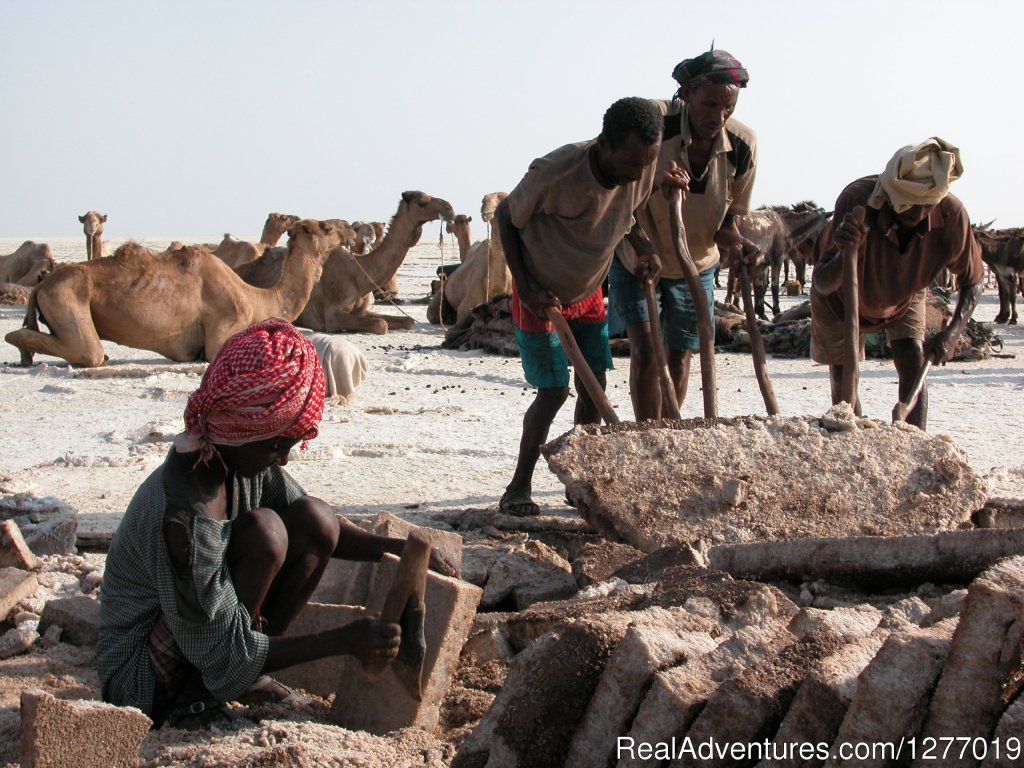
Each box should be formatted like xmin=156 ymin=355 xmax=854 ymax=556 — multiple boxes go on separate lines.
xmin=514 ymin=321 xmax=613 ymax=389
xmin=608 ymin=256 xmax=716 ymax=352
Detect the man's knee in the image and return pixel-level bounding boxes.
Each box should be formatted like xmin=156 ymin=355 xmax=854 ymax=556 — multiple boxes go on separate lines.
xmin=285 ymin=497 xmax=340 ymax=556
xmin=233 ymin=507 xmax=289 ymax=567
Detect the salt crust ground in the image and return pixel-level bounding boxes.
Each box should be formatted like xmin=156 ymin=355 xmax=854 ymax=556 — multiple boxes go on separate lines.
xmin=0 ymin=236 xmax=1021 ymax=766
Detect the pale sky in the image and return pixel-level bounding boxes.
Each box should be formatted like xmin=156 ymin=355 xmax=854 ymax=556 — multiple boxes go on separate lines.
xmin=2 ymin=0 xmax=1021 ymax=238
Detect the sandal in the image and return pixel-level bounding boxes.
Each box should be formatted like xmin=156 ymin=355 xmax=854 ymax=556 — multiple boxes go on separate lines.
xmin=499 ymin=490 xmax=540 ymax=517
xmin=161 ymin=697 xmax=239 ymax=730
xmin=239 ymin=674 xmax=312 ymax=707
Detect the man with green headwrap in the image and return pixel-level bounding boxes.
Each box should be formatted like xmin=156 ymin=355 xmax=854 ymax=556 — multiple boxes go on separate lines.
xmin=810 ymin=138 xmax=984 ymax=430
xmin=610 ymin=48 xmax=759 ymax=419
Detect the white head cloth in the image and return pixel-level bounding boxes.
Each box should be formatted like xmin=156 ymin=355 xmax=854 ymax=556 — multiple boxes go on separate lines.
xmin=868 ymin=137 xmax=963 ymax=213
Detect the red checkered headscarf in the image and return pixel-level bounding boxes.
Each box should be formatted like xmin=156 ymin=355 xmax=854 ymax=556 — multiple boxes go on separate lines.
xmin=175 ymin=318 xmax=326 ymax=463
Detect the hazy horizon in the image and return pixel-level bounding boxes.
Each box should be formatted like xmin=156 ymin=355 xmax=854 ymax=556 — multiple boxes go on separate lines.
xmin=2 ymin=0 xmax=1022 ymax=239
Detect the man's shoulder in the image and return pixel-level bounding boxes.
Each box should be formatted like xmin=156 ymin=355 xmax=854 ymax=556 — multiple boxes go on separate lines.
xmin=839 ymin=176 xmax=878 ymax=203
xmin=527 ymin=140 xmax=593 ymax=176
xmin=938 ymin=191 xmax=969 ymax=219
xmin=725 ymin=115 xmax=757 ymax=147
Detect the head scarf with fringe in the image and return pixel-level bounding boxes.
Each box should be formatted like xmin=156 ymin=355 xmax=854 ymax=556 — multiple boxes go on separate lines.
xmin=868 ymin=137 xmax=963 ymax=214
xmin=174 ymin=318 xmax=326 ymax=464
xmin=672 ymin=49 xmax=749 ymax=91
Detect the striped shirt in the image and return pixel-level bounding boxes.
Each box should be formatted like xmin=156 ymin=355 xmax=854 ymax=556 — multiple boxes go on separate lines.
xmin=97 ymin=448 xmax=305 ymax=715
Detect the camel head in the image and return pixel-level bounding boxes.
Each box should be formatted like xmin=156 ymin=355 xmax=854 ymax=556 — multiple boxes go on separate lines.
xmin=322 ymin=219 xmax=357 ymax=250
xmin=260 ymin=212 xmax=301 ymax=246
xmin=480 ymin=192 xmax=508 ymax=223
xmin=353 ymin=221 xmax=377 ymax=254
xmin=400 ymin=191 xmax=455 ymax=225
xmin=267 ymin=212 xmax=300 ymax=229
xmin=446 ymin=214 xmax=472 ymax=237
xmin=78 ymin=211 xmax=107 ymax=236
xmin=287 ymin=219 xmax=349 ymax=263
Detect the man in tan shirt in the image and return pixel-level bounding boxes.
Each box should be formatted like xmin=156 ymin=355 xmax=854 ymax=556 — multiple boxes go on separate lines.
xmin=810 ymin=138 xmax=984 ymax=430
xmin=612 ymin=49 xmax=758 ymax=419
xmin=494 ymin=97 xmax=686 ymax=516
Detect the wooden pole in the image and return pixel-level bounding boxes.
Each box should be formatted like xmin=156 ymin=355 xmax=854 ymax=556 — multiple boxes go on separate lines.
xmin=668 ymin=189 xmax=717 ymax=418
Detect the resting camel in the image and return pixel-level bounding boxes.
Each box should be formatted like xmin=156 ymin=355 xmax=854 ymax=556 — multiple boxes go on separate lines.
xmin=974 ymin=224 xmax=1024 ymax=324
xmin=5 ymin=219 xmax=340 ymax=367
xmin=210 ymin=213 xmax=307 ymax=269
xmin=0 ymin=241 xmax=55 ymax=286
xmin=79 ymin=211 xmax=107 ymax=261
xmin=297 ymin=191 xmax=454 ymax=334
xmin=428 ymin=193 xmax=510 ymax=325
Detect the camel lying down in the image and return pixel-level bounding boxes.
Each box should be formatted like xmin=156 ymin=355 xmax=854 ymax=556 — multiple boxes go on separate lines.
xmin=5 ymin=219 xmax=341 ymax=367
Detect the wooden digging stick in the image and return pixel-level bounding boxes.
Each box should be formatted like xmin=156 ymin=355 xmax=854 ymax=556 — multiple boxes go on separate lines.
xmin=892 ymin=359 xmax=932 ymax=423
xmin=364 ymin=530 xmax=432 ymax=700
xmin=644 ymin=279 xmax=682 ymax=419
xmin=668 ymin=189 xmax=717 ymax=418
xmin=737 ymin=259 xmax=780 ymax=415
xmin=545 ymin=306 xmax=620 ymax=425
xmin=839 ymin=206 xmax=867 ymax=409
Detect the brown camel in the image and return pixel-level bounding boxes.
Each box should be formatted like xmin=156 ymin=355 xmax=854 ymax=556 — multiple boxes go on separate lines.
xmin=428 ymin=192 xmax=510 ymax=325
xmin=259 ymin=212 xmax=301 ymax=245
xmin=296 ymin=191 xmax=454 ymax=334
xmin=79 ymin=211 xmax=107 ymax=261
xmin=0 ymin=241 xmax=55 ymax=285
xmin=445 ymin=214 xmax=473 ymax=262
xmin=213 ymin=234 xmax=268 ymax=270
xmin=5 ymin=219 xmax=339 ymax=367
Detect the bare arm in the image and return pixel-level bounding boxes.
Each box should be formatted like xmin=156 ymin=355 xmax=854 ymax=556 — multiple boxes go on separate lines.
xmin=809 ymin=211 xmax=869 ymax=295
xmin=263 ymin=617 xmax=400 ymax=673
xmin=495 ymin=197 xmax=559 ymax=315
xmin=624 ymin=224 xmax=661 ymax=283
xmin=926 ymin=279 xmax=982 ymax=364
xmin=332 ymin=514 xmax=458 ymax=577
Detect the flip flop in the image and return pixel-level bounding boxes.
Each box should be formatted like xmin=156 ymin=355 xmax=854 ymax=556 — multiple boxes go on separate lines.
xmin=499 ymin=490 xmax=540 ymax=517
xmin=239 ymin=674 xmax=312 ymax=707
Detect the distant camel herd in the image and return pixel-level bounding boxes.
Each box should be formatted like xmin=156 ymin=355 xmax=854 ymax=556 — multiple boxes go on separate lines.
xmin=1 ymin=196 xmax=1022 ymax=368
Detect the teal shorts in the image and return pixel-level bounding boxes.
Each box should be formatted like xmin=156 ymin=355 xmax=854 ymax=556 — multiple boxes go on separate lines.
xmin=514 ymin=320 xmax=613 ymax=389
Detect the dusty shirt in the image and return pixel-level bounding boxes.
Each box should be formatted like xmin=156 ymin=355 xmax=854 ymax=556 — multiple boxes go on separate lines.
xmin=617 ymin=100 xmax=757 ymax=277
xmin=506 ymin=139 xmax=657 ymax=305
xmin=97 ymin=448 xmax=305 ymax=715
xmin=812 ymin=176 xmax=984 ymax=329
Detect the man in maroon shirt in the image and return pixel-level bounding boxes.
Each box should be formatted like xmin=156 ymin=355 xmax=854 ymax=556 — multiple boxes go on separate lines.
xmin=810 ymin=138 xmax=984 ymax=430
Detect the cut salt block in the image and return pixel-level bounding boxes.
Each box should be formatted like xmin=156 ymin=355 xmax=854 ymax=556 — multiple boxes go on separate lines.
xmin=617 ymin=620 xmax=797 ymax=768
xmin=543 ymin=411 xmax=987 ymax=551
xmin=20 ymin=688 xmax=150 ymax=768
xmin=0 ymin=566 xmax=38 ymax=623
xmin=824 ymin=619 xmax=957 ymax=768
xmin=483 ymin=613 xmax=639 ymax=768
xmin=0 ymin=519 xmax=39 ymax=570
xmin=312 ymin=512 xmax=464 ymax=606
xmin=273 ymin=602 xmax=364 ymax=699
xmin=38 ymin=595 xmax=100 ymax=646
xmin=671 ymin=627 xmax=848 ymax=768
xmin=329 ymin=553 xmax=481 ymax=734
xmin=913 ymin=556 xmax=1024 ymax=768
xmin=565 ymin=608 xmax=717 ymax=768
xmin=710 ymin=528 xmax=1024 ymax=589
xmin=983 ymin=694 xmax=1024 ymax=768
xmin=761 ymin=627 xmax=890 ymax=768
